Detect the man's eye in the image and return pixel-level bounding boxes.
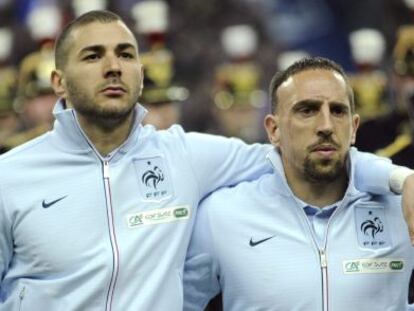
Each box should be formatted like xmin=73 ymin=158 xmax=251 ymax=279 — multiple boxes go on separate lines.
xmin=298 ymin=106 xmax=316 ymax=115
xmin=83 ymin=54 xmax=99 ymax=61
xmin=120 ymin=52 xmax=134 ymax=59
xmin=331 ymin=106 xmax=347 ymax=116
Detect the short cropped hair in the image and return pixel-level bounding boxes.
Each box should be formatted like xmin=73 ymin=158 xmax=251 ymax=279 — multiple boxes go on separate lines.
xmin=268 ymin=56 xmax=355 ymax=114
xmin=54 ymin=10 xmax=122 ymax=69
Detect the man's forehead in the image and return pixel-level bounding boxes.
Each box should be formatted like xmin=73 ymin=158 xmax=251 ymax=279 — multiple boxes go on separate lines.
xmin=281 ymin=69 xmax=345 ymax=87
xmin=279 ymin=69 xmax=346 ymax=94
xmin=69 ymin=21 xmax=138 ymax=50
xmin=276 ymin=69 xmax=349 ymax=107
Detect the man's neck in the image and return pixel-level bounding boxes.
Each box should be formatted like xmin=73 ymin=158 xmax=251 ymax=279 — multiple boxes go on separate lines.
xmin=76 ymin=113 xmax=134 ymax=157
xmin=284 ymin=167 xmax=348 ymax=208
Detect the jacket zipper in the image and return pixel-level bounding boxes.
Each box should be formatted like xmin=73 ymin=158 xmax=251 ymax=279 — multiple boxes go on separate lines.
xmin=299 ymin=201 xmax=346 ymax=311
xmin=319 ymin=249 xmax=328 ymax=311
xmin=298 ymin=207 xmax=329 ymax=311
xmin=71 ymin=112 xmax=122 ymax=310
xmin=18 ymin=286 xmax=25 ymax=311
xmin=318 ymin=200 xmax=348 ymax=311
xmin=103 ymin=160 xmax=120 ymax=311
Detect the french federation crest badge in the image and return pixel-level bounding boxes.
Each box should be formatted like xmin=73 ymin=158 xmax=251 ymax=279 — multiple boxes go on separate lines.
xmin=133 ymin=156 xmax=173 ymax=202
xmin=355 ymin=205 xmax=391 ymax=249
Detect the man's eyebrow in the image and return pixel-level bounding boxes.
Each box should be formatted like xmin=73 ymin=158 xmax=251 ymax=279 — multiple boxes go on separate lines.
xmin=78 ymin=43 xmax=136 ymax=55
xmin=330 ymin=101 xmax=349 ymax=107
xmin=116 ymin=43 xmax=136 ymax=51
xmin=79 ymin=45 xmax=104 ymax=55
xmin=293 ymin=99 xmax=349 ymax=108
xmin=293 ymin=99 xmax=321 ymax=108
xmin=330 ymin=101 xmax=350 ymax=111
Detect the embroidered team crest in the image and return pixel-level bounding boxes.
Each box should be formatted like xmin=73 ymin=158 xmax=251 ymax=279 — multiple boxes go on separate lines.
xmin=355 ymin=205 xmax=390 ymax=249
xmin=134 ymin=156 xmax=173 ymax=202
xmin=142 ymin=165 xmax=164 ymax=189
xmin=361 ymin=217 xmax=383 ymax=239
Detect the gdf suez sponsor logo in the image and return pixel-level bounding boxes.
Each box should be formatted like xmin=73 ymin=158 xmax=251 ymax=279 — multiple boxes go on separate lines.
xmin=344 ymin=259 xmax=404 ymax=274
xmin=173 ymin=207 xmax=188 ymax=218
xmin=389 ymin=261 xmax=404 ymax=270
xmin=127 ymin=206 xmax=190 ymax=228
xmin=142 ymin=207 xmax=188 ymax=221
xmin=345 ymin=261 xmax=361 ymax=273
xmin=128 ymin=214 xmax=143 ymax=227
xmin=145 ymin=210 xmax=172 ymax=221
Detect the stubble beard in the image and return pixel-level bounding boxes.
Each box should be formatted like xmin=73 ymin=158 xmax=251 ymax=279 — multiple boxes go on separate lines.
xmin=65 ymin=78 xmax=140 ymax=129
xmin=303 ymin=155 xmax=343 ymax=183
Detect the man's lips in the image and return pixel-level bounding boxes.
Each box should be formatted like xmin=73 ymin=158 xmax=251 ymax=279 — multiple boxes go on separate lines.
xmin=101 ymin=85 xmax=126 ymax=96
xmin=310 ymin=144 xmax=338 ymax=157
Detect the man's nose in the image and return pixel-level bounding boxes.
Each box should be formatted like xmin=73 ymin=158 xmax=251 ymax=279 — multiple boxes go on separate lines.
xmin=316 ymin=106 xmax=334 ymax=136
xmin=104 ymin=54 xmax=121 ymax=78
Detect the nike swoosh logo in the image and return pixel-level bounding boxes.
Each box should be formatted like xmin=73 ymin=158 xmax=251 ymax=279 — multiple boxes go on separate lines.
xmin=249 ymin=235 xmax=276 ymax=247
xmin=42 ymin=195 xmax=68 ymax=208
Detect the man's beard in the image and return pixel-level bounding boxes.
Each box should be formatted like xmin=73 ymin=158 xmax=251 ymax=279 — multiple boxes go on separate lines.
xmin=66 ymin=78 xmax=139 ymax=129
xmin=303 ymin=155 xmax=343 ymax=183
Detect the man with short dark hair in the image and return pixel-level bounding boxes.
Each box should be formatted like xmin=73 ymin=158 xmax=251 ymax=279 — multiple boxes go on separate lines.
xmin=184 ymin=57 xmax=414 ymax=310
xmin=0 ymin=12 xmax=412 ymax=310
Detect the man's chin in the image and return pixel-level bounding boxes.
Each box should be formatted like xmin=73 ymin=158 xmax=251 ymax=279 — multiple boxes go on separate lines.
xmin=98 ymin=98 xmax=136 ymax=114
xmin=100 ymin=108 xmax=134 ymax=123
xmin=78 ymin=104 xmax=135 ymax=129
xmin=304 ymin=159 xmax=343 ymax=183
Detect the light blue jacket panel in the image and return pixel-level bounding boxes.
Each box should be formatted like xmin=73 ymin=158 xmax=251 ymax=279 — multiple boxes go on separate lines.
xmin=0 ymin=101 xmax=273 ymax=311
xmin=184 ymin=149 xmax=414 ymax=311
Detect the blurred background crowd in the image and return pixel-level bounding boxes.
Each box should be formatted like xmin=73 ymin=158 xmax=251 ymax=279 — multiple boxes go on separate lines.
xmin=1 ymin=0 xmax=414 ymax=156
xmin=1 ymin=0 xmax=414 ymax=308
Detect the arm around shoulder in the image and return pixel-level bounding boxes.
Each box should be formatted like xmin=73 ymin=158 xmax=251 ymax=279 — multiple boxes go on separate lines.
xmin=184 ymin=132 xmax=272 ymax=198
xmin=353 ymin=148 xmax=414 ymax=195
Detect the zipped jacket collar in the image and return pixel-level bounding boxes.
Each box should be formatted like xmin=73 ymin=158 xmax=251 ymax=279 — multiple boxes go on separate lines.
xmin=50 ymin=99 xmax=147 ymax=157
xmin=266 ymin=147 xmax=361 ymax=201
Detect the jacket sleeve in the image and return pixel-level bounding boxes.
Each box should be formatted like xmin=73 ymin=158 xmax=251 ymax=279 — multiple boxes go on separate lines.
xmin=352 ymin=147 xmax=395 ymax=195
xmin=184 ymin=132 xmax=272 ymax=199
xmin=0 ymin=184 xmax=12 ymax=289
xmin=183 ymin=198 xmax=220 ymax=311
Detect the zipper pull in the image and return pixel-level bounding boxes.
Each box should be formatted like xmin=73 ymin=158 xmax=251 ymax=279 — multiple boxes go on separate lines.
xmin=103 ymin=161 xmax=110 ymax=179
xmin=320 ymin=249 xmax=327 ymax=268
xmin=19 ymin=286 xmax=25 ymax=300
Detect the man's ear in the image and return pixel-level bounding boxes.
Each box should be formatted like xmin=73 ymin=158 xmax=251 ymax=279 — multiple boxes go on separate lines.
xmin=51 ymin=70 xmax=67 ymax=98
xmin=264 ymin=114 xmax=280 ymax=145
xmin=139 ymin=64 xmax=144 ymax=96
xmin=350 ymin=113 xmax=360 ymax=145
